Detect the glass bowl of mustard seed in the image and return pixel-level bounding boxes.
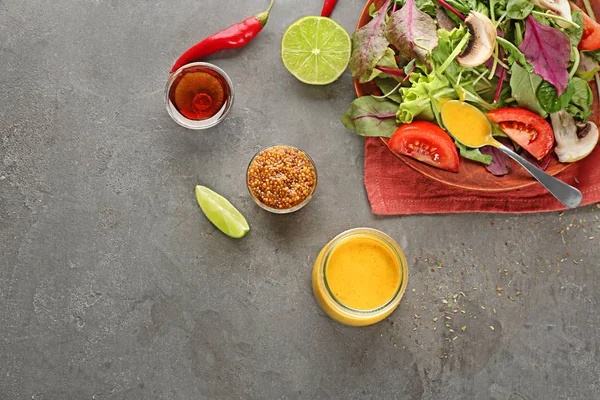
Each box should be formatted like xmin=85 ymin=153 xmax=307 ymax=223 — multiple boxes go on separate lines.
xmin=246 ymin=145 xmax=318 ymax=214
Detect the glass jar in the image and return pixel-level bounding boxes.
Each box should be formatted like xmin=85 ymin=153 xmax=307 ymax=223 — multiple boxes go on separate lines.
xmin=312 ymin=228 xmax=408 ymax=326
xmin=165 ymin=62 xmax=234 ymax=130
xmin=246 ymin=145 xmax=318 ymax=214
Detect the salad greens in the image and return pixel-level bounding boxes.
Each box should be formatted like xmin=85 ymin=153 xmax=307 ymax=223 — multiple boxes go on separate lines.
xmin=387 ymin=0 xmax=439 ymax=69
xmin=480 ymin=139 xmax=513 ymax=175
xmin=509 ymin=63 xmax=547 ymax=117
xmin=343 ymin=0 xmax=600 ymax=168
xmin=349 ymin=0 xmax=392 ymax=83
xmin=519 ymin=15 xmax=571 ymax=95
xmin=537 ymin=80 xmax=575 ymax=113
xmin=455 ymin=140 xmax=493 ymax=165
xmin=341 ymin=96 xmax=398 ymax=137
xmin=505 ymin=0 xmax=533 ymax=20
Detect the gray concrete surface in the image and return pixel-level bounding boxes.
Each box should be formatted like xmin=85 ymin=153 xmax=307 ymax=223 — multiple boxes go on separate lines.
xmin=1 ymin=0 xmax=599 ymax=399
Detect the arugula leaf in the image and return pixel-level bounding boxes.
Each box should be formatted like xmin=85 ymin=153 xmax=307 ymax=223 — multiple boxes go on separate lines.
xmin=497 ymin=37 xmax=532 ymax=71
xmin=509 ymin=63 xmax=548 ymax=117
xmin=519 ymin=15 xmax=571 ymax=95
xmin=350 ymin=0 xmax=392 ymax=83
xmin=342 ymin=96 xmax=399 ymax=138
xmin=566 ymin=77 xmax=593 ymax=122
xmin=387 ymin=0 xmax=439 ymax=69
xmin=536 ymin=80 xmax=575 ymax=113
xmin=566 ymin=11 xmax=584 ymax=48
xmin=455 ymin=140 xmax=493 ymax=165
xmin=374 ymin=77 xmax=404 ymax=103
xmin=432 ymin=26 xmax=470 ymax=83
xmin=506 ymin=0 xmax=533 ymax=20
xmin=443 ymin=0 xmax=489 ymax=17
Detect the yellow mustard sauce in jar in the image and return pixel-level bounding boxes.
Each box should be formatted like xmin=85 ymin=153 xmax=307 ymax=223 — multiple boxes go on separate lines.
xmin=312 ymin=228 xmax=409 ymax=326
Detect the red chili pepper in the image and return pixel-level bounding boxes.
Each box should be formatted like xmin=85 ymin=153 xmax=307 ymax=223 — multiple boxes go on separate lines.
xmin=170 ymin=0 xmax=275 ymax=73
xmin=321 ymin=0 xmax=338 ymax=18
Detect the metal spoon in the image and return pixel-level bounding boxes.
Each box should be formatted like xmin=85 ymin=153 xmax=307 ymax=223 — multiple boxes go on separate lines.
xmin=441 ymin=100 xmax=582 ymax=209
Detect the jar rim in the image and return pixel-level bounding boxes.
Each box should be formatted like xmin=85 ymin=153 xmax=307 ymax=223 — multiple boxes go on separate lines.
xmin=319 ymin=228 xmax=408 ymax=316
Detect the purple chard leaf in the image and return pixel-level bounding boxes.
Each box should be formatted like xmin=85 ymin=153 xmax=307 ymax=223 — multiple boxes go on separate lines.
xmin=518 ymin=15 xmax=571 ymax=96
xmin=349 ymin=0 xmax=392 ymax=84
xmin=480 ymin=139 xmax=514 ymax=176
xmin=341 ymin=96 xmax=398 ymax=138
xmin=387 ymin=0 xmax=438 ymax=70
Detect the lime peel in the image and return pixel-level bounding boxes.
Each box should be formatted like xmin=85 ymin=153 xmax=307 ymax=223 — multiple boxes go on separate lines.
xmin=281 ymin=16 xmax=351 ymax=85
xmin=195 ymin=185 xmax=250 ymax=239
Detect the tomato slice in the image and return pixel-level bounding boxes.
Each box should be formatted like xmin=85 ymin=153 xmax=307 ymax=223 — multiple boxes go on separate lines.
xmin=486 ymin=108 xmax=554 ymax=160
xmin=573 ymin=3 xmax=600 ymax=51
xmin=388 ymin=121 xmax=460 ymax=173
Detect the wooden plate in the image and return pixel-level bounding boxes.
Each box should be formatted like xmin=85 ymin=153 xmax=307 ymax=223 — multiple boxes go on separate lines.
xmin=355 ymin=0 xmax=600 ymax=192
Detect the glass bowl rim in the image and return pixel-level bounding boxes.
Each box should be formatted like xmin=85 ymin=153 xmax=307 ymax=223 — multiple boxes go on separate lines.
xmin=164 ymin=61 xmax=235 ymax=130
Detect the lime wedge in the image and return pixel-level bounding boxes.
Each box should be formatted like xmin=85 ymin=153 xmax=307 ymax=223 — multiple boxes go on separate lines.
xmin=195 ymin=185 xmax=250 ymax=239
xmin=281 ymin=16 xmax=351 ymax=85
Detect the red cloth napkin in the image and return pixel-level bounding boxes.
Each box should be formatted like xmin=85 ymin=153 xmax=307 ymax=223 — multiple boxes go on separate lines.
xmin=364 ymin=137 xmax=600 ymax=215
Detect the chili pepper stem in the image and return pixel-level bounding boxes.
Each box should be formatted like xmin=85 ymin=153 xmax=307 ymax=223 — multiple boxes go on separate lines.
xmin=256 ymin=0 xmax=275 ymax=27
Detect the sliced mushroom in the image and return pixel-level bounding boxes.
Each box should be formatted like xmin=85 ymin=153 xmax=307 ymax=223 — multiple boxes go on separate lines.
xmin=457 ymin=12 xmax=497 ymax=68
xmin=551 ymin=110 xmax=599 ymax=163
xmin=532 ymin=0 xmax=572 ymax=29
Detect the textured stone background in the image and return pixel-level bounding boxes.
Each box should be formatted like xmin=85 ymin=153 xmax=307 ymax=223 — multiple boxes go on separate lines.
xmin=1 ymin=0 xmax=599 ymax=399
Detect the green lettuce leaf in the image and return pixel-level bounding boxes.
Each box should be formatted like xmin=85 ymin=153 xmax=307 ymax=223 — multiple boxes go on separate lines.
xmin=342 ymin=96 xmax=399 ymax=137
xmin=397 ymin=71 xmax=451 ymax=123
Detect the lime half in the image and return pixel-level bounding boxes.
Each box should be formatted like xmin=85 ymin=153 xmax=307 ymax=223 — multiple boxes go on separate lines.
xmin=195 ymin=185 xmax=250 ymax=239
xmin=281 ymin=16 xmax=351 ymax=85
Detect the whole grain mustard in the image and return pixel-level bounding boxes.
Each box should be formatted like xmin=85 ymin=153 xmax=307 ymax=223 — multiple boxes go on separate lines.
xmin=247 ymin=146 xmax=316 ymax=210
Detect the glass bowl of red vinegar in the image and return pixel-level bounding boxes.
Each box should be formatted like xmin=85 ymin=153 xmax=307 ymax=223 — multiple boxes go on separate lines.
xmin=165 ymin=62 xmax=235 ymax=130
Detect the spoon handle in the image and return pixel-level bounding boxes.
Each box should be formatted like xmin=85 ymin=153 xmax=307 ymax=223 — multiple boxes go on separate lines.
xmin=497 ymin=145 xmax=582 ymax=209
